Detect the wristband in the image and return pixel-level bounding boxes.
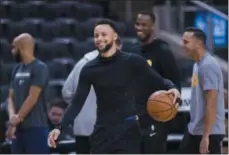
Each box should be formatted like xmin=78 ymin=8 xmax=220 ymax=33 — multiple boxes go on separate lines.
xmin=55 ymin=124 xmax=62 ymax=132
xmin=176 ymin=98 xmax=182 ymax=106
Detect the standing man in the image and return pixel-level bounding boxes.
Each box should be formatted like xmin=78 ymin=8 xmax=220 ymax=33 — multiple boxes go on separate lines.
xmin=62 ymin=38 xmax=122 ymax=154
xmin=133 ymin=11 xmax=181 ymax=153
xmin=179 ymin=27 xmax=225 ymax=154
xmin=6 ymin=33 xmax=50 ymax=154
xmin=48 ymin=18 xmax=181 ymax=154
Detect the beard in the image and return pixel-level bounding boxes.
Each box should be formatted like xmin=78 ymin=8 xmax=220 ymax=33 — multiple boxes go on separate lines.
xmin=138 ymin=33 xmax=151 ymax=43
xmin=13 ymin=51 xmax=22 ymax=63
xmin=97 ymin=41 xmax=113 ymax=54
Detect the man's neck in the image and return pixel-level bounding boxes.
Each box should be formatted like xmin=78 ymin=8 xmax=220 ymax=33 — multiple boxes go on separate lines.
xmin=142 ymin=33 xmax=155 ymax=46
xmin=195 ymin=48 xmax=206 ymax=62
xmin=100 ymin=46 xmax=117 ymax=58
xmin=22 ymin=54 xmax=35 ymax=64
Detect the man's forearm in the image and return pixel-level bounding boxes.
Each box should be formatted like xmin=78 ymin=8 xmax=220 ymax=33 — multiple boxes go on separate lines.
xmin=8 ymin=98 xmax=15 ymax=118
xmin=17 ymin=96 xmax=37 ymax=121
xmin=163 ymin=79 xmax=178 ymax=91
xmin=203 ymin=92 xmax=217 ymax=137
xmin=203 ymin=106 xmax=217 ymax=137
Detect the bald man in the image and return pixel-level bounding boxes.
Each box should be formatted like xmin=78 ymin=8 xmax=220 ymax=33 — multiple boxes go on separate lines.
xmin=6 ymin=33 xmax=50 ymax=154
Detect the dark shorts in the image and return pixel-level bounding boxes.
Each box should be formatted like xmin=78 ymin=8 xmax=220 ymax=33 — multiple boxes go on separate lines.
xmin=89 ymin=119 xmax=141 ymax=154
xmin=75 ymin=136 xmax=91 ymax=154
xmin=140 ymin=120 xmax=169 ymax=154
xmin=11 ymin=127 xmax=49 ymax=154
xmin=178 ymin=130 xmax=224 ymax=154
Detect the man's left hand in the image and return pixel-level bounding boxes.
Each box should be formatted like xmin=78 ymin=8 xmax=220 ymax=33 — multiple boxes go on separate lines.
xmin=166 ymin=88 xmax=181 ymax=108
xmin=156 ymin=89 xmax=181 ymax=108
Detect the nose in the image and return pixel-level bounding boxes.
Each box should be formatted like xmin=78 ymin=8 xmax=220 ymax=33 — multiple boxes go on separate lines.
xmin=96 ymin=35 xmax=104 ymax=42
xmin=135 ymin=24 xmax=142 ymax=31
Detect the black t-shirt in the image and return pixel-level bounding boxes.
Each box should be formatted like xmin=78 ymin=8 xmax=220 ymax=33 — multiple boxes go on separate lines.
xmin=130 ymin=39 xmax=181 ymax=128
xmin=60 ymin=51 xmax=175 ymax=128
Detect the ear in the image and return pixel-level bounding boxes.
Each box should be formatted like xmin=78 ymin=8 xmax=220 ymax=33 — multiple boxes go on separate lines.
xmin=113 ymin=32 xmax=118 ymax=41
xmin=151 ymin=26 xmax=154 ymax=31
xmin=17 ymin=43 xmax=23 ymax=51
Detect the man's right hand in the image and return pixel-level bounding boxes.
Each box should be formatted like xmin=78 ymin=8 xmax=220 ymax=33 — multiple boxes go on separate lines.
xmin=48 ymin=129 xmax=60 ymax=148
xmin=6 ymin=125 xmax=16 ymax=140
xmin=9 ymin=114 xmax=21 ymax=126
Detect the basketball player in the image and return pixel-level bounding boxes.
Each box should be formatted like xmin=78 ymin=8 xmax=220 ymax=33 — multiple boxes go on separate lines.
xmin=179 ymin=27 xmax=225 ymax=154
xmin=6 ymin=33 xmax=50 ymax=153
xmin=48 ymin=19 xmax=181 ymax=154
xmin=62 ymin=39 xmax=122 ymax=154
xmin=132 ymin=11 xmax=181 ymax=154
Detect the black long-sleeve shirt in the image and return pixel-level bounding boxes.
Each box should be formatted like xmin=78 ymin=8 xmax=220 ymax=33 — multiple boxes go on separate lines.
xmin=132 ymin=39 xmax=181 ymax=91
xmin=60 ymin=51 xmax=175 ymax=128
xmin=131 ymin=39 xmax=181 ymax=128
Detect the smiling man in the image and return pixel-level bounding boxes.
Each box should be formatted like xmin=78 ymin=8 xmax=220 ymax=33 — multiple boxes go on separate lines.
xmin=6 ymin=33 xmax=49 ymax=154
xmin=48 ymin=18 xmax=181 ymax=154
xmin=61 ymin=38 xmax=122 ymax=154
xmin=179 ymin=27 xmax=225 ymax=154
xmin=131 ymin=11 xmax=181 ymax=154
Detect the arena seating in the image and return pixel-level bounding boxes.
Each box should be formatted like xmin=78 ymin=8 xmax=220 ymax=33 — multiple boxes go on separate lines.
xmin=0 ymin=0 xmax=227 ymax=154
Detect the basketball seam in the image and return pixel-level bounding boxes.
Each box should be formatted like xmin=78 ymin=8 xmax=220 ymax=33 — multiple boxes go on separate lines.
xmin=166 ymin=93 xmax=174 ymax=104
xmin=150 ymin=107 xmax=174 ymax=122
xmin=147 ymin=99 xmax=175 ymax=122
xmin=161 ymin=105 xmax=174 ymax=122
xmin=148 ymin=107 xmax=172 ymax=113
xmin=147 ymin=99 xmax=173 ymax=112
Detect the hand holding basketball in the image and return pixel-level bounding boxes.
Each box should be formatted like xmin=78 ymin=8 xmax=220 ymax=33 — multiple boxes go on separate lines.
xmin=154 ymin=89 xmax=181 ymax=107
xmin=146 ymin=89 xmax=181 ymax=122
xmin=166 ymin=88 xmax=181 ymax=107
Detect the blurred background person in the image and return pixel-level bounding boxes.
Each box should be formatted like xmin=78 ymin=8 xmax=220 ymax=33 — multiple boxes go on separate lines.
xmin=6 ymin=33 xmax=50 ymax=154
xmin=48 ymin=98 xmax=74 ymax=141
xmin=0 ymin=102 xmax=9 ymax=153
xmin=132 ymin=11 xmax=181 ymax=154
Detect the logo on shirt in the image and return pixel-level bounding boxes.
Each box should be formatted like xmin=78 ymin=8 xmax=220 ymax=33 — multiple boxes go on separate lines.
xmin=149 ymin=124 xmax=156 ymax=137
xmin=191 ymin=74 xmax=199 ymax=87
xmin=15 ymin=72 xmax=30 ymax=78
xmin=19 ymin=80 xmax=24 ymax=85
xmin=147 ymin=59 xmax=152 ymax=66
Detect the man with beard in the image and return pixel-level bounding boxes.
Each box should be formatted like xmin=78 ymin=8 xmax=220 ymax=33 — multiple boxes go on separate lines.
xmin=6 ymin=33 xmax=50 ymax=154
xmin=132 ymin=11 xmax=181 ymax=154
xmin=48 ymin=18 xmax=181 ymax=154
xmin=62 ymin=38 xmax=122 ymax=154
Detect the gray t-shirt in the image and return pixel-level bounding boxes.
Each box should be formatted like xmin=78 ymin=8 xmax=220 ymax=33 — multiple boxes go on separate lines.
xmin=62 ymin=50 xmax=98 ymax=136
xmin=188 ymin=53 xmax=225 ymax=135
xmin=10 ymin=59 xmax=49 ymax=129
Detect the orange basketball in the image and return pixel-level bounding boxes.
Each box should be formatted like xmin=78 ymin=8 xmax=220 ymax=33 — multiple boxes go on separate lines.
xmin=146 ymin=91 xmax=178 ymax=122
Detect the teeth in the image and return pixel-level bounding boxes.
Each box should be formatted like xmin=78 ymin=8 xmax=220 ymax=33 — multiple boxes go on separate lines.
xmin=137 ymin=32 xmax=143 ymax=35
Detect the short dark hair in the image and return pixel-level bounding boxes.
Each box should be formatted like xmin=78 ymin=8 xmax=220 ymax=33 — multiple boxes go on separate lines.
xmin=49 ymin=98 xmax=67 ymax=110
xmin=185 ymin=27 xmax=207 ymax=44
xmin=137 ymin=11 xmax=156 ymax=23
xmin=94 ymin=18 xmax=119 ymax=34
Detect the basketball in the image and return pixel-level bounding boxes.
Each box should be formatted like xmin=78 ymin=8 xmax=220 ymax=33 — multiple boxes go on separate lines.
xmin=146 ymin=91 xmax=178 ymax=122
